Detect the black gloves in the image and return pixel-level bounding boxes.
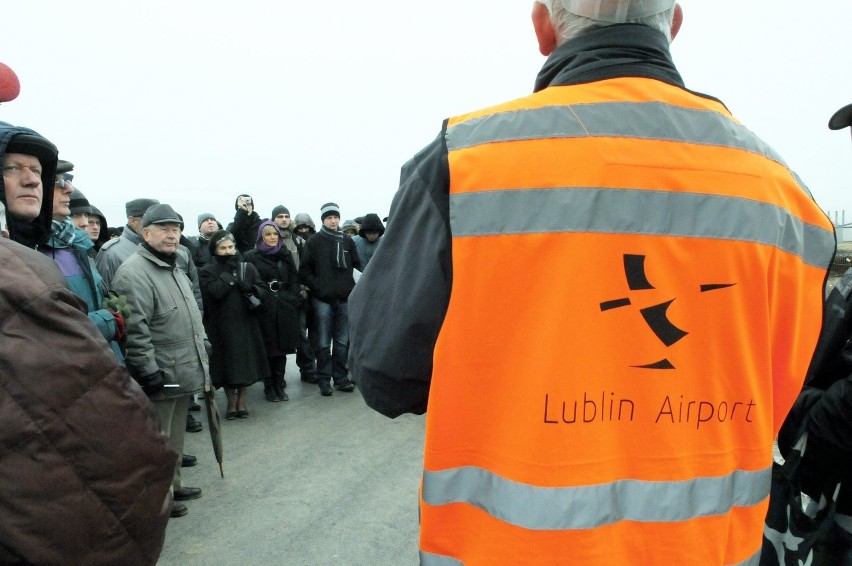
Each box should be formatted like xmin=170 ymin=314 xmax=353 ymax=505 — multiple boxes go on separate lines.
xmin=237 ymin=279 xmax=253 ymax=293
xmin=138 ymin=369 xmax=167 ymax=396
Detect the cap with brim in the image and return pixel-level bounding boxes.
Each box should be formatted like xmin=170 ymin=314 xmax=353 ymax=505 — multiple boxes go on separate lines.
xmin=142 ymin=203 xmax=183 ymax=228
xmin=56 ymin=160 xmax=74 ymax=175
xmin=829 ymin=104 xmax=852 ymax=131
xmin=125 ymin=198 xmax=160 ymax=217
xmin=559 ymin=0 xmax=674 ymax=23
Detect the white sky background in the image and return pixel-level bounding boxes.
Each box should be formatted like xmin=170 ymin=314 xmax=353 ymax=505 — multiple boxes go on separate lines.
xmin=1 ymin=0 xmax=850 ymax=235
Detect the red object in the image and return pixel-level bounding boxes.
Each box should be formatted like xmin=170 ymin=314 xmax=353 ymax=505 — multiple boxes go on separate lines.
xmin=0 ymin=63 xmax=20 ymax=102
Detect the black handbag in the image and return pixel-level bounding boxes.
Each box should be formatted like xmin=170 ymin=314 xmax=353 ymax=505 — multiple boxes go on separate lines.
xmin=239 ymin=262 xmax=265 ymax=312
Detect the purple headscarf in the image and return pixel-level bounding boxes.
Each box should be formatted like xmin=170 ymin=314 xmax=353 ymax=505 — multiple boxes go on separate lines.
xmin=255 ymin=220 xmax=283 ymax=255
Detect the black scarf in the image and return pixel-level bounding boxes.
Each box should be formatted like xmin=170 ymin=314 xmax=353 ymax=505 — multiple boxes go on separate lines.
xmin=319 ymin=225 xmax=348 ymax=270
xmin=143 ymin=242 xmax=177 ymax=266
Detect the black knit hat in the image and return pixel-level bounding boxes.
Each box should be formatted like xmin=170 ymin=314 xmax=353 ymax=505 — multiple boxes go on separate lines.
xmin=271 ymin=205 xmax=290 ymax=219
xmin=320 ymin=202 xmax=340 ymax=221
xmin=68 ymin=188 xmax=92 ymax=216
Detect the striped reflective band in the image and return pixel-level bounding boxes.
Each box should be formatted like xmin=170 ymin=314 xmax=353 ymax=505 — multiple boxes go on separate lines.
xmin=420 ymin=552 xmax=464 ymax=566
xmin=449 ymin=187 xmax=835 ymax=269
xmin=448 ymin=101 xmax=786 ymax=171
xmin=420 ymin=548 xmax=762 ymax=566
xmin=422 ymin=465 xmax=771 ymax=530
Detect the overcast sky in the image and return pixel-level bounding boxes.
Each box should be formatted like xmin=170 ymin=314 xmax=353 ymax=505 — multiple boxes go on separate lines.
xmin=2 ymin=0 xmax=850 ymax=235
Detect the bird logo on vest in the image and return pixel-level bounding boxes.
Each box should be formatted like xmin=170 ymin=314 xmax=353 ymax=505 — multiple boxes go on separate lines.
xmin=599 ymin=254 xmax=735 ymax=369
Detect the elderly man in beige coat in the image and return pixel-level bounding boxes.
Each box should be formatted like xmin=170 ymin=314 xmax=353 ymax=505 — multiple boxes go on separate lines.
xmin=111 ymin=203 xmax=210 ymax=518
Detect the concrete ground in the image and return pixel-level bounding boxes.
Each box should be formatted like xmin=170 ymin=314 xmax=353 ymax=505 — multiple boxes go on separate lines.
xmin=157 ymin=356 xmax=425 ymax=566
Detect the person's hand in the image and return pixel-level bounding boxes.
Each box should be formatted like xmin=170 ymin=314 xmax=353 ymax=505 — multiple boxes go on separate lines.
xmin=110 ymin=310 xmax=127 ymax=343
xmin=138 ymin=369 xmax=166 ymax=396
xmin=237 ymin=279 xmax=253 ymax=292
xmin=237 ymin=196 xmax=248 ymax=211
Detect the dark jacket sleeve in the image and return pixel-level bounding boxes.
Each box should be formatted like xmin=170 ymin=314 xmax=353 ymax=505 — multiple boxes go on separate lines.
xmin=348 ymin=129 xmax=452 ymax=418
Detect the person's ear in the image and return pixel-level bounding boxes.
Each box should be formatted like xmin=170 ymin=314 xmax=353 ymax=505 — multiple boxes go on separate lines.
xmin=532 ymin=2 xmax=558 ymax=56
xmin=670 ymin=3 xmax=683 ymax=41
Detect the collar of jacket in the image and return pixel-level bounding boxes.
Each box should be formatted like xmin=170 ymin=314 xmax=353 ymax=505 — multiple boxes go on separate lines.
xmin=139 ymin=242 xmax=177 ymax=267
xmin=533 ymin=24 xmax=684 ymax=92
xmin=122 ymin=224 xmax=144 ymax=245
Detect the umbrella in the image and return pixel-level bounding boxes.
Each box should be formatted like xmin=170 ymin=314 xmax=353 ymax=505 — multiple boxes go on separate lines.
xmin=203 ymin=381 xmax=224 ymax=478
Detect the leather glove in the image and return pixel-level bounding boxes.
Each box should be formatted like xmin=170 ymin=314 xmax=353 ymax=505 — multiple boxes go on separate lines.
xmin=237 ymin=279 xmax=253 ymax=292
xmin=110 ymin=310 xmax=127 ymax=343
xmin=138 ymin=369 xmax=167 ymax=397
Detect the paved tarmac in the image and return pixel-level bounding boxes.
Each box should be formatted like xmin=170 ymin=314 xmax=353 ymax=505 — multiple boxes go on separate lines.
xmin=157 ymin=356 xmax=425 ymax=566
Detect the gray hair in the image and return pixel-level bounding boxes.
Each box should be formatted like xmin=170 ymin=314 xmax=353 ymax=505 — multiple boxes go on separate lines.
xmin=539 ymin=0 xmax=675 ymax=46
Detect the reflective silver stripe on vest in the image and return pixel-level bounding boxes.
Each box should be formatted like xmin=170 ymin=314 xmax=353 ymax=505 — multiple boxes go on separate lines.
xmin=449 ymin=187 xmax=835 ymax=269
xmin=732 ymin=550 xmax=762 ymax=566
xmin=422 ymin=465 xmax=771 ymax=530
xmin=447 ymin=101 xmax=789 ymax=172
xmin=420 ymin=551 xmax=464 ymax=566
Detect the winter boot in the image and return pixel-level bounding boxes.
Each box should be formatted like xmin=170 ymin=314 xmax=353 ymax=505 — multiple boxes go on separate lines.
xmin=271 ymin=357 xmax=289 ymax=402
xmin=263 ymin=376 xmax=278 ymax=402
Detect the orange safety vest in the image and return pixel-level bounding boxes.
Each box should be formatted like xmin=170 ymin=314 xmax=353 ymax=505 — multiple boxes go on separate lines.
xmin=419 ymin=77 xmax=835 ymax=565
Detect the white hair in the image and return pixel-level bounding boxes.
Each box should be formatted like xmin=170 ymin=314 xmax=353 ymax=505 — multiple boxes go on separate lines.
xmin=539 ymin=0 xmax=676 ymax=46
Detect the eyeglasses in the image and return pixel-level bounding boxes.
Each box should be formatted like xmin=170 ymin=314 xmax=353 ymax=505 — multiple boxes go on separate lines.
xmin=55 ymin=177 xmax=67 ymax=188
xmin=3 ymin=164 xmax=42 ymax=177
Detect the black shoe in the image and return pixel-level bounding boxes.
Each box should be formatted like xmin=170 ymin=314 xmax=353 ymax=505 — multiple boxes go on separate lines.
xmin=319 ymin=382 xmax=333 ymax=396
xmin=186 ymin=414 xmax=202 ymax=433
xmin=170 ymin=502 xmax=188 ymax=517
xmin=334 ymin=380 xmax=355 ymax=392
xmin=181 ymin=454 xmax=197 ymax=468
xmin=189 ymin=401 xmax=201 ymax=412
xmin=278 ymin=391 xmax=289 ymax=401
xmin=174 ymin=487 xmax=202 ymax=501
xmin=236 ymin=410 xmax=249 ymax=419
xmin=301 ymin=373 xmax=317 ymax=384
xmin=225 ymin=411 xmax=237 ymax=420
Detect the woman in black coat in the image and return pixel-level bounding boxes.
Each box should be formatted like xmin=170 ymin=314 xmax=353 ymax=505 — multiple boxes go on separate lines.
xmin=244 ymin=221 xmax=301 ymax=402
xmin=199 ymin=230 xmax=269 ymax=419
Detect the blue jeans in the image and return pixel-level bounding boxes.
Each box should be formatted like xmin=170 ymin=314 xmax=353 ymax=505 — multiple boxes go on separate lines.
xmin=311 ymin=298 xmax=349 ymax=384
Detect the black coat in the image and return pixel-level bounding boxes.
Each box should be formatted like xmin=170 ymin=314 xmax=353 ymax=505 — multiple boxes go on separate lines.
xmin=199 ymin=255 xmax=269 ymax=388
xmin=244 ymin=248 xmax=300 ymax=356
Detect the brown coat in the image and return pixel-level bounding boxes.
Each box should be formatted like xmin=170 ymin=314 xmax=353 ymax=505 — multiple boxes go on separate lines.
xmin=0 ymin=237 xmax=176 ymax=565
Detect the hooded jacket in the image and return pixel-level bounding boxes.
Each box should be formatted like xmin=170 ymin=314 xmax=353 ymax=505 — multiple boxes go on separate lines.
xmin=0 ymin=121 xmax=58 ymax=248
xmin=0 ymin=237 xmax=176 ymax=565
xmin=352 ymin=213 xmax=385 ymax=268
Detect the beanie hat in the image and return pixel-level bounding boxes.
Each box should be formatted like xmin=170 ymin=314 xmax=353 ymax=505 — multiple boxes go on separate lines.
xmin=126 ymin=198 xmax=160 ymax=217
xmin=358 ymin=213 xmax=385 ymax=238
xmin=197 ymin=212 xmax=218 ymax=228
xmin=68 ymin=189 xmax=92 ymax=216
xmin=320 ymin=202 xmax=341 ymax=221
xmin=271 ymin=205 xmax=290 ymax=219
xmin=556 ymin=0 xmax=674 ymax=23
xmin=142 ymin=203 xmax=183 ymax=229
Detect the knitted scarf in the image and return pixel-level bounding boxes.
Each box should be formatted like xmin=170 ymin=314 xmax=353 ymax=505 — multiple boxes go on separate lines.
xmin=319 ymin=225 xmax=348 ymax=269
xmin=47 ymin=219 xmax=92 ymax=251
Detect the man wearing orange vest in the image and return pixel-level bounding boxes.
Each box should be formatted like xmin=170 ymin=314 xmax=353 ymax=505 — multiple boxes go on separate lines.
xmin=349 ymin=1 xmax=835 ymax=564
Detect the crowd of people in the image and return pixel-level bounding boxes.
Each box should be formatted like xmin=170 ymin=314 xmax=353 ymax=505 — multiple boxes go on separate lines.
xmin=0 ymin=79 xmax=386 ymax=558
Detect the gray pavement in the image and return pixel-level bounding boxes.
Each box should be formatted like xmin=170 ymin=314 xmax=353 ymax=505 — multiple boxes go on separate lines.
xmin=157 ymin=355 xmax=424 ymax=566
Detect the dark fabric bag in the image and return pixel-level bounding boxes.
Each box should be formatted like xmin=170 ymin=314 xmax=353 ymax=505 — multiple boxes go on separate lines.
xmin=761 ymin=432 xmax=841 ymax=565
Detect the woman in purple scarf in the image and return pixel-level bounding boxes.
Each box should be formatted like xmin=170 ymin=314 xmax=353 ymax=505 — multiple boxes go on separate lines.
xmin=244 ymin=221 xmax=301 ymax=402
